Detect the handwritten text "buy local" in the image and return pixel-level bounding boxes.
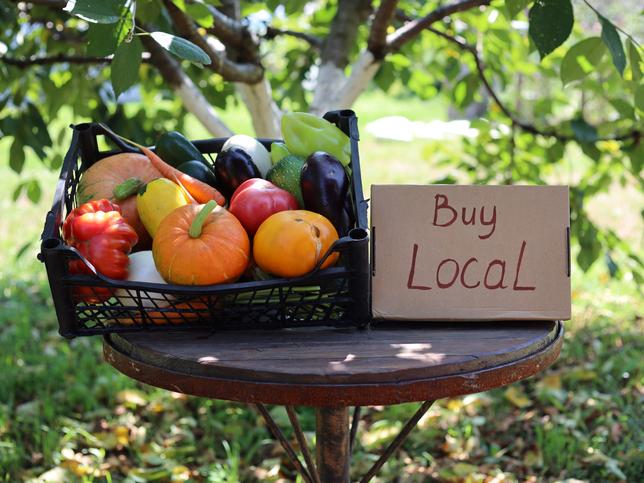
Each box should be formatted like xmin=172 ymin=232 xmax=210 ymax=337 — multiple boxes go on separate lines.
xmin=406 ymin=194 xmax=536 ymax=292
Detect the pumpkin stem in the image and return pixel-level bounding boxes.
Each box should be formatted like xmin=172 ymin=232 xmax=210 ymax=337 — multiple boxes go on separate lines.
xmin=189 ymin=200 xmax=218 ymax=238
xmin=113 ymin=177 xmax=144 ymax=200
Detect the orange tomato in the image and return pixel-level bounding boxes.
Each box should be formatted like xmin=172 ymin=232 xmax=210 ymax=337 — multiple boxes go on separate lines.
xmin=253 ymin=210 xmax=339 ymax=277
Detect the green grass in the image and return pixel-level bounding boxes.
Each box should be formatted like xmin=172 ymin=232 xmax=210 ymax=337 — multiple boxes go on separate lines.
xmin=1 ymin=92 xmax=642 ymax=481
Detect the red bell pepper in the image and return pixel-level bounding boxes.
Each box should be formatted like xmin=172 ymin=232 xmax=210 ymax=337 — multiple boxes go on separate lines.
xmin=63 ymin=199 xmax=138 ymax=302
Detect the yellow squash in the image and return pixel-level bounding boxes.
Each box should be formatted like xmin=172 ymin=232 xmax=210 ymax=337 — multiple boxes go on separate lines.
xmin=136 ymin=178 xmax=191 ymax=237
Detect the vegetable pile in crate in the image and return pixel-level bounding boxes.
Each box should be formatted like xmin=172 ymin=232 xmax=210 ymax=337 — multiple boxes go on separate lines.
xmin=39 ymin=110 xmax=369 ymax=337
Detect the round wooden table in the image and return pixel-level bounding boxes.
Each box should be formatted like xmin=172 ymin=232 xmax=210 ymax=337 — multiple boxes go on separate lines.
xmin=104 ymin=320 xmax=563 ymax=483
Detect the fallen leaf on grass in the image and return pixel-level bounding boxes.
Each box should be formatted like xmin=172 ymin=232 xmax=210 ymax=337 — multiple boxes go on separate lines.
xmin=504 ymin=386 xmax=532 ymax=408
xmin=438 ymin=462 xmax=480 ymax=480
xmin=129 ymin=467 xmax=172 ymax=479
xmin=15 ymin=400 xmax=39 ymax=418
xmin=565 ymin=368 xmax=597 ymax=382
xmin=360 ymin=423 xmax=400 ymax=448
xmin=61 ymin=459 xmax=91 ymax=477
xmin=523 ymin=449 xmax=542 ymax=467
xmin=115 ymin=425 xmax=129 ymax=446
xmin=31 ymin=466 xmax=73 ymax=482
xmin=116 ymin=389 xmax=147 ymax=407
xmin=537 ymin=373 xmax=562 ymax=391
xmin=446 ymin=399 xmax=464 ymax=411
xmin=171 ymin=465 xmax=191 ymax=481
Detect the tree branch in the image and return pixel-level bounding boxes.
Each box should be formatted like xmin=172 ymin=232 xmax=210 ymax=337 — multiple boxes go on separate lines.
xmin=311 ymin=0 xmax=372 ymax=114
xmin=367 ymin=0 xmax=400 ymax=59
xmin=427 ymin=27 xmax=641 ymax=143
xmin=320 ymin=0 xmax=372 ymax=69
xmin=10 ymin=0 xmax=65 ymax=7
xmin=1 ymin=54 xmax=112 ymax=67
xmin=141 ymin=35 xmax=233 ymax=137
xmin=0 ymin=52 xmax=156 ymax=68
xmin=264 ymin=26 xmax=323 ymax=49
xmin=387 ymin=0 xmax=490 ymax=52
xmin=197 ymin=2 xmax=260 ymax=63
xmin=201 ymin=3 xmax=245 ymax=45
xmin=162 ymin=0 xmax=263 ymax=83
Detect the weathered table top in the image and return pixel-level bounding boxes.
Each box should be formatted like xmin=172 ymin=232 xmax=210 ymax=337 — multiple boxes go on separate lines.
xmin=103 ymin=321 xmax=563 ymax=407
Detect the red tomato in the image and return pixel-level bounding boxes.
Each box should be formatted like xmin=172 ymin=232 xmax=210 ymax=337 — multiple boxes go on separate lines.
xmin=229 ymin=178 xmax=299 ymax=235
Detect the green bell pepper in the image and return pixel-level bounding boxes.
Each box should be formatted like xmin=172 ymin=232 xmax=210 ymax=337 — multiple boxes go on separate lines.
xmin=281 ymin=112 xmax=351 ymax=166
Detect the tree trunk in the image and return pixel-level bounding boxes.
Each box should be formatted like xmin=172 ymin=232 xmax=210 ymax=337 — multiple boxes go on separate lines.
xmin=310 ymin=63 xmax=348 ymax=115
xmin=336 ymin=51 xmax=381 ymax=111
xmin=236 ymin=79 xmax=281 ymax=138
xmin=142 ymin=35 xmax=233 ymax=137
xmin=310 ymin=0 xmax=372 ymax=115
xmin=176 ymin=82 xmax=233 ymax=137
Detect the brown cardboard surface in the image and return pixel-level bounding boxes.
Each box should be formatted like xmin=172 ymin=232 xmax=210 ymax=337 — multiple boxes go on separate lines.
xmin=371 ymin=185 xmax=571 ymax=320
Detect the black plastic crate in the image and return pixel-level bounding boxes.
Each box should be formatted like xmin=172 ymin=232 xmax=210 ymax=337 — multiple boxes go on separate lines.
xmin=39 ymin=110 xmax=370 ymax=338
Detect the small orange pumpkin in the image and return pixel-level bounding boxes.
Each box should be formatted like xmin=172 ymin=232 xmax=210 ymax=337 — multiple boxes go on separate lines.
xmin=153 ymin=201 xmax=250 ymax=285
xmin=253 ymin=210 xmax=339 ymax=278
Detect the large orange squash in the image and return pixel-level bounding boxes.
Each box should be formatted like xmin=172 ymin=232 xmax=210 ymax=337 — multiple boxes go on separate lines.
xmin=153 ymin=201 xmax=250 ymax=285
xmin=253 ymin=210 xmax=339 ymax=278
xmin=77 ymin=153 xmax=162 ymax=249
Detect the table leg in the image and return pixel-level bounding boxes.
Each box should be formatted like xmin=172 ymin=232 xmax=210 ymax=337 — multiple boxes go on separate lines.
xmin=316 ymin=406 xmax=350 ymax=483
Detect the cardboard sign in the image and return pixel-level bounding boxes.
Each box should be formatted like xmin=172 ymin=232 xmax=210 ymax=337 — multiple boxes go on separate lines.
xmin=371 ymin=185 xmax=570 ymax=321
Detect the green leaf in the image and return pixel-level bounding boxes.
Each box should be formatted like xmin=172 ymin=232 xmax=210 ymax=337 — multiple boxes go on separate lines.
xmin=628 ymin=41 xmax=642 ymax=83
xmin=577 ymin=220 xmax=600 ymax=271
xmin=16 ymin=240 xmax=34 ymax=260
xmin=598 ymin=15 xmax=626 ymax=76
xmin=86 ymin=16 xmax=131 ymax=56
xmin=26 ymin=103 xmax=52 ymax=149
xmin=635 ymin=83 xmax=644 ymax=112
xmin=506 ymin=0 xmax=532 ymax=18
xmin=9 ymin=140 xmax=25 ymax=174
xmin=149 ymin=32 xmax=211 ymax=65
xmin=571 ymin=118 xmax=598 ymax=143
xmin=111 ymin=38 xmax=143 ymax=99
xmin=0 ymin=0 xmax=16 ymax=22
xmin=63 ymin=0 xmax=126 ymax=24
xmin=609 ymin=98 xmax=635 ymax=119
xmin=375 ymin=61 xmax=396 ymax=92
xmin=528 ymin=0 xmax=574 ymax=59
xmin=186 ymin=2 xmax=214 ymax=28
xmin=137 ymin=0 xmax=162 ymax=24
xmin=12 ymin=182 xmax=26 ymax=201
xmin=546 ymin=140 xmax=564 ymax=163
xmin=26 ymin=180 xmax=42 ymax=203
xmin=50 ymin=153 xmax=63 ymax=170
xmin=560 ymin=37 xmax=606 ymax=86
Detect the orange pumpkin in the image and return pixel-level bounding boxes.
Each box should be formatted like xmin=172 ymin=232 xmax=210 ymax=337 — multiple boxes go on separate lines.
xmin=77 ymin=153 xmax=162 ymax=249
xmin=253 ymin=210 xmax=339 ymax=278
xmin=153 ymin=201 xmax=250 ymax=285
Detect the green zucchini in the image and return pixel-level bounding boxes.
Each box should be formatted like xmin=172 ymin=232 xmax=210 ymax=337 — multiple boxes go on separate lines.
xmin=155 ymin=131 xmax=208 ymax=168
xmin=176 ymin=160 xmax=218 ymax=188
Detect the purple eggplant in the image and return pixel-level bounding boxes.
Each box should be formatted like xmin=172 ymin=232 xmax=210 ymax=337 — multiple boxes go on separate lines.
xmin=214 ymin=147 xmax=261 ymax=198
xmin=300 ymin=151 xmax=354 ymax=235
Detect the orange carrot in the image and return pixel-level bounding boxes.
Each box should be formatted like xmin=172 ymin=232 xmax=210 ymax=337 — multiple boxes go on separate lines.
xmin=138 ymin=146 xmax=226 ymax=206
